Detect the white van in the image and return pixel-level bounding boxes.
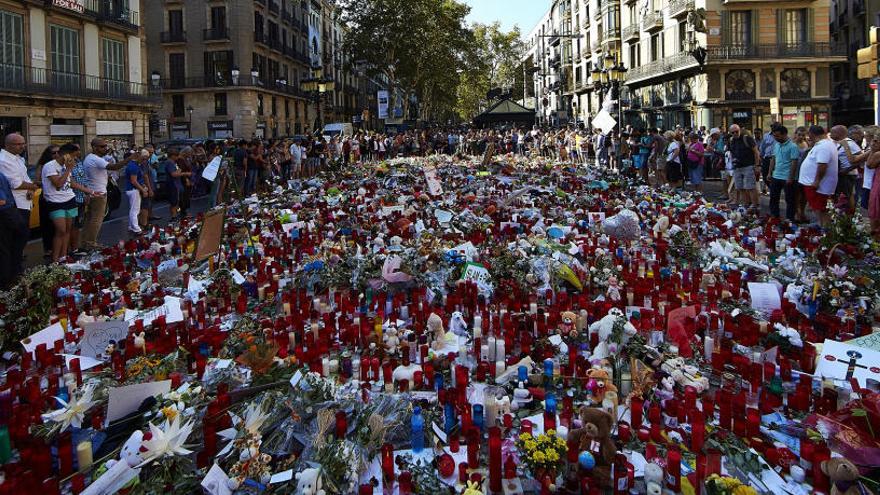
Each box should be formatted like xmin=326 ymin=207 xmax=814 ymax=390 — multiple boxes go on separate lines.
xmin=322 ymin=122 xmax=354 ymax=141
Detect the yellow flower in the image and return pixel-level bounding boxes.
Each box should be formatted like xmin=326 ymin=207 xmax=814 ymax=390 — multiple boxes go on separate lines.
xmin=545 ymin=429 xmax=556 ymax=437
xmin=533 ymin=451 xmax=547 ymax=463
xmin=546 ymin=450 xmax=559 ymax=462
xmin=161 ymin=406 xmax=179 ymax=421
xmin=732 ymin=486 xmax=757 ymax=495
xmin=519 ymin=433 xmax=533 ymax=442
xmin=524 ymin=440 xmax=537 ymax=452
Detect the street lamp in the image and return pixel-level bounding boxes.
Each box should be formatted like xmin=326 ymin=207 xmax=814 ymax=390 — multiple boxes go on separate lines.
xmin=150 ymin=70 xmax=160 ymax=88
xmin=186 ymin=105 xmax=194 ymax=137
xmin=231 ymin=66 xmax=240 ymax=85
xmin=300 ymin=67 xmax=335 ymax=133
xmin=251 ymin=67 xmax=260 ymax=83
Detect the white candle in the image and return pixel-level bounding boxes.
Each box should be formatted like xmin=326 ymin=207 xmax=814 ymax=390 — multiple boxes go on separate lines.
xmin=400 ymin=305 xmax=409 ymax=320
xmin=529 ymin=302 xmax=538 ymax=314
xmin=487 ymin=336 xmax=497 ymax=361
xmin=481 ymin=344 xmax=490 ymax=362
xmin=704 ymin=336 xmax=714 ymax=362
xmin=495 ymin=360 xmax=505 ymax=377
xmin=473 ymin=315 xmax=482 ymax=333
xmin=311 ymin=322 xmax=320 ymax=340
xmin=496 ymin=340 xmax=505 ymax=362
xmin=283 ymin=302 xmax=291 ymax=316
xmin=321 ymin=357 xmax=330 ymax=377
xmin=328 ymin=359 xmax=339 ymax=374
xmin=485 ymin=394 xmax=497 ymax=427
xmin=77 ymin=441 xmax=93 ymax=470
xmin=353 ymin=357 xmax=361 ymax=380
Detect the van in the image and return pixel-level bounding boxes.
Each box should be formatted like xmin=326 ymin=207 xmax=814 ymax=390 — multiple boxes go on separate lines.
xmin=322 ymin=123 xmax=354 ymax=141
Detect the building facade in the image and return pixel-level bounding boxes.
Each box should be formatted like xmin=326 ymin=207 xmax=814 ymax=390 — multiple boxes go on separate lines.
xmin=0 ymin=0 xmax=155 ymax=163
xmin=621 ymin=0 xmax=845 ymax=132
xmin=830 ymin=0 xmax=879 ymax=124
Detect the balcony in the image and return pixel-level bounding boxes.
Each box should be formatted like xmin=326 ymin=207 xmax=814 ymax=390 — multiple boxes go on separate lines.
xmin=203 ymin=27 xmax=230 ymax=41
xmin=76 ymin=0 xmax=140 ymax=31
xmin=591 ymin=39 xmax=601 ymax=52
xmin=268 ymin=1 xmax=279 ymax=14
xmin=0 ymin=64 xmax=159 ymax=105
xmin=642 ymin=11 xmax=663 ymax=32
xmin=160 ymin=74 xmax=308 ymax=98
xmin=582 ymin=17 xmax=590 ymax=30
xmin=622 ymin=24 xmax=639 ymax=42
xmin=625 ymin=51 xmax=699 ymax=84
xmin=254 ymin=31 xmax=267 ymax=46
xmin=254 ymin=0 xmax=266 ymax=6
xmin=668 ymin=0 xmax=694 ymax=19
xmin=706 ymin=42 xmax=846 ymax=61
xmin=267 ymin=37 xmax=283 ymax=52
xmin=594 ymin=7 xmax=602 ymax=20
xmin=549 ymin=55 xmax=562 ymax=67
xmin=160 ymin=31 xmax=186 ymax=44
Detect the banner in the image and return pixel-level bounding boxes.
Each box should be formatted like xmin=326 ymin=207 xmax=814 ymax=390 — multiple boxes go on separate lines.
xmin=53 ymin=0 xmax=84 ymax=13
xmin=377 ymin=90 xmax=389 ymax=119
xmin=308 ymin=25 xmax=321 ymax=68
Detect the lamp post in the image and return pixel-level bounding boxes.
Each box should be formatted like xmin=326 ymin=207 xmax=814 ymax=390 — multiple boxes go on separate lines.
xmin=300 ymin=66 xmax=335 ymax=135
xmin=231 ymin=66 xmax=240 ymax=85
xmin=150 ymin=70 xmax=160 ymax=89
xmin=186 ymin=105 xmax=194 ymax=137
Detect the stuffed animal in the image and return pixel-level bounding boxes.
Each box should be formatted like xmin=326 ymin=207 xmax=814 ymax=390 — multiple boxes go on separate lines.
xmin=589 ymin=308 xmax=637 ymax=362
xmin=294 ymin=467 xmax=326 ymax=495
xmin=567 ymin=407 xmax=616 ymax=488
xmin=652 ymin=215 xmax=670 ymax=238
xmin=448 ymin=311 xmax=469 ymax=338
xmin=82 ymin=431 xmax=144 ymax=495
xmin=586 ymin=368 xmax=618 ymax=404
xmin=558 ymin=311 xmax=579 ymax=337
xmin=643 ymin=461 xmax=663 ymax=495
xmin=660 ymin=357 xmax=709 ymax=393
xmin=821 ymin=457 xmax=875 ymax=495
xmin=606 ymin=275 xmax=622 ymax=302
xmin=383 ymin=325 xmax=400 ymax=355
xmin=427 ymin=312 xmax=447 ymax=350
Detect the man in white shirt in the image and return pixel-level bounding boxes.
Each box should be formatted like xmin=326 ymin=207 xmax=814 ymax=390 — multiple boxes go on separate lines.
xmin=0 ymin=133 xmax=35 ymax=277
xmin=830 ymin=125 xmax=865 ymax=211
xmin=289 ymin=139 xmax=303 ymax=178
xmin=798 ymin=125 xmax=838 ymax=226
xmin=81 ymin=138 xmax=124 ymax=249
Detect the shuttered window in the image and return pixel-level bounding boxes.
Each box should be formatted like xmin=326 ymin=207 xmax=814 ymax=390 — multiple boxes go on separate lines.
xmin=0 ymin=10 xmax=24 ymax=87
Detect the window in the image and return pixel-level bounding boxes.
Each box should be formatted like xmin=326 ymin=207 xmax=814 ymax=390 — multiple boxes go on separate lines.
xmin=205 ymin=50 xmax=233 ymax=83
xmin=257 ymin=94 xmax=264 ymax=116
xmin=629 ymin=42 xmax=640 ymax=68
xmin=678 ymin=21 xmax=687 ymax=52
xmin=650 ymin=32 xmax=661 ymax=61
xmin=214 ymin=93 xmax=227 ymax=115
xmin=730 ymin=11 xmax=751 ymax=45
xmin=255 ymin=12 xmax=264 ymax=37
xmin=172 ymin=94 xmax=185 ymax=118
xmin=168 ymin=10 xmax=183 ymax=34
xmin=49 ymin=25 xmax=80 ymax=90
xmin=784 ymin=9 xmax=806 ymax=45
xmin=169 ymin=53 xmax=185 ymax=88
xmin=0 ymin=10 xmax=25 ymax=86
xmin=101 ymin=38 xmax=125 ymax=95
xmin=211 ymin=7 xmax=226 ymax=32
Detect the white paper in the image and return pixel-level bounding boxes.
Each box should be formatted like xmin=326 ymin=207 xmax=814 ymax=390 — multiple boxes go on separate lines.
xmin=230 ymin=269 xmax=246 ymax=285
xmin=127 ymin=296 xmax=184 ymax=327
xmin=424 ymin=168 xmax=443 ymax=196
xmin=59 ymin=353 xmax=103 ymax=371
xmin=202 ymin=464 xmax=233 ymax=495
xmin=748 ymin=282 xmax=782 ymax=314
xmin=269 ymin=469 xmax=293 ymax=484
xmin=815 ymin=339 xmax=880 ymax=386
xmin=106 ymin=380 xmax=172 ymax=423
xmin=21 ymin=322 xmax=64 ymax=357
xmin=79 ymin=320 xmax=130 ymax=358
xmin=201 ymin=156 xmax=221 ymax=182
xmin=434 ymin=209 xmax=453 ymax=223
xmin=592 ymin=110 xmax=617 ymax=135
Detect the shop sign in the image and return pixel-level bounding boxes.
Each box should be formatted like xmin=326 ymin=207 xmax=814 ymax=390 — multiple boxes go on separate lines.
xmin=171 ymin=123 xmax=190 ymax=131
xmin=732 ymin=109 xmax=752 ymax=120
xmin=207 ymin=121 xmax=233 ymax=131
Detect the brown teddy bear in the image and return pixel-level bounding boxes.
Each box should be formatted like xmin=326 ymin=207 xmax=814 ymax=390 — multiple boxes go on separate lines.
xmin=587 ymin=368 xmax=619 ymax=404
xmin=567 ymin=407 xmax=617 ymax=488
xmin=558 ymin=311 xmax=579 ymax=337
xmin=821 ymin=457 xmax=875 ymax=495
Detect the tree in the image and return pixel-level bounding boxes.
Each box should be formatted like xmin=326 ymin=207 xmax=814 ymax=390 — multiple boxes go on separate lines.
xmin=454 ymin=22 xmax=525 ymax=120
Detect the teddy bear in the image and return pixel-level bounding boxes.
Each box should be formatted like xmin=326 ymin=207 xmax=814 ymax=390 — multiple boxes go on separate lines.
xmin=642 ymin=461 xmax=663 ymax=495
xmin=383 ymin=324 xmax=401 ymax=355
xmin=821 ymin=457 xmax=875 ymax=495
xmin=558 ymin=311 xmax=579 ymax=338
xmin=586 ymin=368 xmax=618 ymax=404
xmin=82 ymin=431 xmax=144 ymax=495
xmin=427 ymin=312 xmax=447 ymax=351
xmin=294 ymin=466 xmax=326 ymax=495
xmin=567 ymin=407 xmax=617 ymax=488
xmin=589 ymin=308 xmax=637 ymax=362
xmin=448 ymin=311 xmax=469 ymax=338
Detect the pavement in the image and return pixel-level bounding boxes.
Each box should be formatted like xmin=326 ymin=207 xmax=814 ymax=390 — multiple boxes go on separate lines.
xmin=23 ymin=194 xmax=213 ymax=269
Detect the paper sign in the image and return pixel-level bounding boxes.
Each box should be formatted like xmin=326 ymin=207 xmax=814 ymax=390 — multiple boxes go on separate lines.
xmin=60 ymin=353 xmax=103 ymax=371
xmin=592 ymin=110 xmax=617 ymax=135
xmin=424 ymin=168 xmax=443 ymax=196
xmin=269 ymin=469 xmax=293 ymax=484
xmin=814 ymin=340 xmax=880 ymax=386
xmin=846 ymin=331 xmax=880 ymax=352
xmin=230 ymin=269 xmax=246 ymax=285
xmin=451 ymin=241 xmax=478 ymax=261
xmin=80 ymin=320 xmax=130 ymax=358
xmin=587 ymin=212 xmax=606 ymax=225
xmin=748 ymin=282 xmax=781 ymax=314
xmin=202 ymin=464 xmax=233 ymax=495
xmin=127 ymin=296 xmax=184 ymax=327
xmin=106 ymin=380 xmax=172 ymax=423
xmin=21 ymin=322 xmax=64 ymax=357
xmin=434 ymin=209 xmax=453 ymax=223
xmin=201 ymin=156 xmax=221 ymax=182
xmin=460 ymin=262 xmax=492 ymax=293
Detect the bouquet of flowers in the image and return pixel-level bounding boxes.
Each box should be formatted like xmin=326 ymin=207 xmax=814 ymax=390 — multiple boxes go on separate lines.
xmin=704 ymin=474 xmax=759 ymax=495
xmin=515 ymin=430 xmax=567 ymax=479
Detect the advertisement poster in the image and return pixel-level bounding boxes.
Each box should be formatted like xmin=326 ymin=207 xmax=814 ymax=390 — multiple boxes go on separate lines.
xmin=377 ymin=90 xmax=389 ymax=119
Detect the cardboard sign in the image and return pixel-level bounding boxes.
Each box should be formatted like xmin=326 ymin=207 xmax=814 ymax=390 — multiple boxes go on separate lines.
xmin=79 ymin=320 xmax=129 ymax=358
xmin=815 ymin=340 xmax=880 ymax=386
xmin=482 ymin=142 xmax=495 ymax=166
xmin=460 ymin=262 xmax=492 ymax=293
xmin=106 ymin=380 xmax=172 ymax=423
xmin=194 ymin=208 xmax=226 ymax=261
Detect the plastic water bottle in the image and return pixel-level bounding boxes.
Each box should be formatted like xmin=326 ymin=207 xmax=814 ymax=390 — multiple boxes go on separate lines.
xmin=411 ymin=406 xmax=425 ymax=454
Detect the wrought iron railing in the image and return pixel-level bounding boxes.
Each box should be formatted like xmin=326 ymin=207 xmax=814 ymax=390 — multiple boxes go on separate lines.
xmin=669 ymin=0 xmax=695 ymax=17
xmin=159 ymin=74 xmax=309 ymax=98
xmin=0 ymin=64 xmax=159 ymax=104
xmin=642 ymin=11 xmax=663 ymax=31
xmin=160 ymin=31 xmax=186 ymax=43
xmin=707 ymin=42 xmax=846 ymax=60
xmin=622 ymin=24 xmax=639 ymax=41
xmin=625 ymin=51 xmax=698 ymax=83
xmin=203 ymin=27 xmax=229 ymax=41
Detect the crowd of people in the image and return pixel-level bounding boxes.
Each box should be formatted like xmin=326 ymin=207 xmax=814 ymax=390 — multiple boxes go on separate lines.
xmin=2 ymin=119 xmax=880 ymax=289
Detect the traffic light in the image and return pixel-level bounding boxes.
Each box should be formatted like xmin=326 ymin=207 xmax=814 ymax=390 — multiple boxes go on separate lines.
xmin=857 ymin=27 xmax=880 ymax=79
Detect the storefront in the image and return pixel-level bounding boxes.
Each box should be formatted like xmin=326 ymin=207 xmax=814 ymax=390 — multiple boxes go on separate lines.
xmin=207 ymin=121 xmax=234 ymax=139
xmin=708 ymin=102 xmax=831 ymax=132
xmin=96 ymin=120 xmax=134 ymax=152
xmin=50 ymin=120 xmax=85 ymax=148
xmin=170 ymin=123 xmax=190 ymax=140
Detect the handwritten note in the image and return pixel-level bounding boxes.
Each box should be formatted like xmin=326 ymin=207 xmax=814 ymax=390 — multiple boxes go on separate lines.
xmin=748 ymin=282 xmax=782 ymax=314
xmin=79 ymin=320 xmax=130 ymax=358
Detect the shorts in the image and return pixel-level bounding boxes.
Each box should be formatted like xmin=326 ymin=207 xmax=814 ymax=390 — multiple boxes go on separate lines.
xmin=166 ymin=186 xmax=180 ymax=207
xmin=73 ymin=203 xmax=86 ymax=228
xmin=803 ymin=185 xmax=829 ymax=212
xmin=733 ymin=167 xmax=756 ymax=190
xmin=863 ymin=187 xmax=871 ymax=209
xmin=46 ymin=199 xmax=78 ymax=220
xmin=141 ymin=197 xmax=152 ymax=209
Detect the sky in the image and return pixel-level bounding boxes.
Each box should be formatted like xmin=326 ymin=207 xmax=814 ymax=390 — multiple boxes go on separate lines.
xmin=463 ymin=0 xmax=549 ymax=37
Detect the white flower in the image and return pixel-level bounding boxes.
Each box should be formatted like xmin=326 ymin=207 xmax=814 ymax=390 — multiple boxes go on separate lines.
xmin=240 ymin=400 xmax=270 ymax=438
xmin=42 ymin=383 xmax=97 ymax=431
xmin=138 ymin=416 xmax=195 ymax=466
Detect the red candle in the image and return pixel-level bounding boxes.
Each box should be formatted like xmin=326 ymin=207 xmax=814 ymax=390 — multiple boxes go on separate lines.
xmin=666 ymin=447 xmax=681 ymax=492
xmin=335 ymin=411 xmax=347 ymax=439
xmin=630 ymin=397 xmax=643 ymax=427
xmin=488 ymin=427 xmax=502 ymax=493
